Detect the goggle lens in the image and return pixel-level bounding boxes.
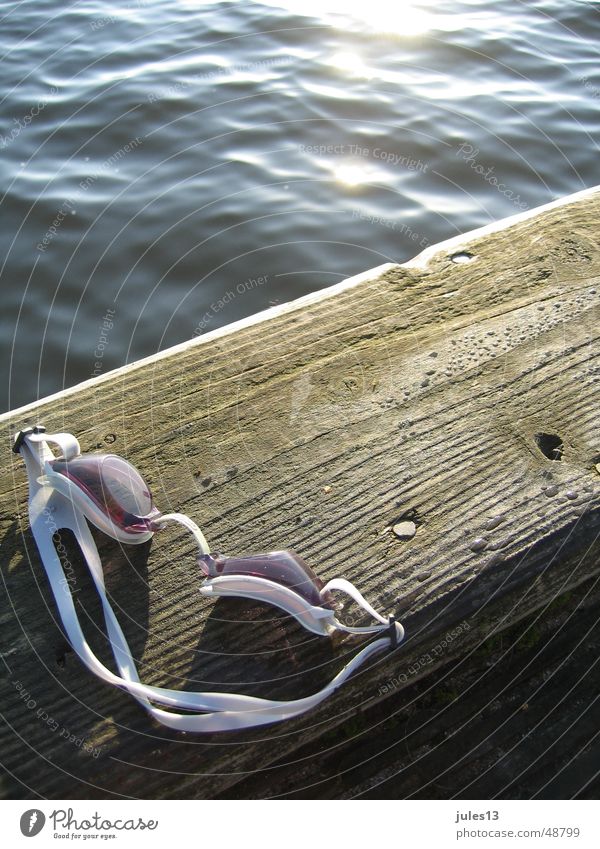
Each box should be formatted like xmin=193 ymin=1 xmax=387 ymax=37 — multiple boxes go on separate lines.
xmin=198 ymin=550 xmax=333 ymax=608
xmin=100 ymin=455 xmax=153 ymax=516
xmin=50 ymin=454 xmax=158 ymax=533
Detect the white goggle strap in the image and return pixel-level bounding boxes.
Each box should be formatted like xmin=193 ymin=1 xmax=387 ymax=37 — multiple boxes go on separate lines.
xmin=20 ymin=432 xmax=402 ymax=732
xmin=26 ymin=429 xmax=81 ymax=461
xmin=37 ymin=521 xmax=399 ymax=731
xmin=323 ymin=578 xmax=405 ymax=641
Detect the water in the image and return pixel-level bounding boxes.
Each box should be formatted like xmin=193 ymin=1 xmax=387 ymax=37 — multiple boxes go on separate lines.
xmin=1 ymin=0 xmax=599 ymax=412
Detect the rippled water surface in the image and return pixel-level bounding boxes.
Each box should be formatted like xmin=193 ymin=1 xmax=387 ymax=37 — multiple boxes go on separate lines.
xmin=1 ymin=0 xmax=599 ymax=411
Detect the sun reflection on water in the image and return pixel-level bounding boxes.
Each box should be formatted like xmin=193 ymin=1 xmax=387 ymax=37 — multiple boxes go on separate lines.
xmin=328 ymin=51 xmax=373 ymax=77
xmin=256 ymin=0 xmax=437 ymax=36
xmin=334 ymin=162 xmax=374 ymax=186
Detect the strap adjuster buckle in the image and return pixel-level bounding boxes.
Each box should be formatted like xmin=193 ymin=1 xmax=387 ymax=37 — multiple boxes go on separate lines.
xmin=13 ymin=425 xmax=46 ymax=454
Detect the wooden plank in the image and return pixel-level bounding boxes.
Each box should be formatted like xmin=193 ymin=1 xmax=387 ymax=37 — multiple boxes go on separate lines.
xmin=1 ymin=186 xmax=600 ymax=799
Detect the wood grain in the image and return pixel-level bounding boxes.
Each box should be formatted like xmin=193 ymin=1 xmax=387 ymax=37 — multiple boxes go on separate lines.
xmin=1 ymin=188 xmax=599 ymax=799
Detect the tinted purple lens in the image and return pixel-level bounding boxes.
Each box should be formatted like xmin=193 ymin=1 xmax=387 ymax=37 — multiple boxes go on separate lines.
xmin=198 ymin=550 xmax=333 ymax=608
xmin=50 ymin=454 xmax=160 ymax=533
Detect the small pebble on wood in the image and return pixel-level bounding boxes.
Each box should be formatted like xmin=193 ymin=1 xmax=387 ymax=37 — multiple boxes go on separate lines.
xmin=392 ymin=520 xmax=417 ymax=540
xmin=484 ymin=515 xmax=505 ymax=531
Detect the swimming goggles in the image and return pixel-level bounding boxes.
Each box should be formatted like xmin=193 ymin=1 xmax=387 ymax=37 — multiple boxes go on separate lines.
xmin=14 ymin=426 xmax=404 ymax=732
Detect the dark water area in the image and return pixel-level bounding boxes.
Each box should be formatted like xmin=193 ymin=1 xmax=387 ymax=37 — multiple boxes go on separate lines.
xmin=1 ymin=0 xmax=599 ymax=412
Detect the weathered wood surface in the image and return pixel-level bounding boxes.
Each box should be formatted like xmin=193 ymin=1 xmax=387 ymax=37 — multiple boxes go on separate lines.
xmin=1 ymin=187 xmax=600 ymax=799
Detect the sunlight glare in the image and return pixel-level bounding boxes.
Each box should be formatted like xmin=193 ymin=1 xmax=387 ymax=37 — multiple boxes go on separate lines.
xmin=329 ymin=51 xmax=372 ymax=77
xmin=334 ymin=162 xmax=373 ymax=187
xmin=255 ymin=0 xmax=436 ymax=36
